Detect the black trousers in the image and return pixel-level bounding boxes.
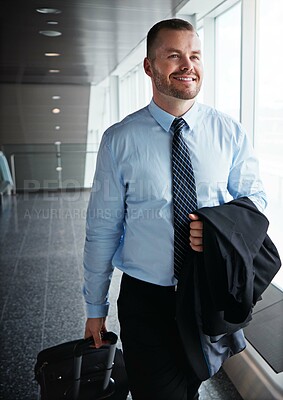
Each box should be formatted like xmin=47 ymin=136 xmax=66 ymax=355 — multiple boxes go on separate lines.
xmin=117 ymin=273 xmax=201 ymax=400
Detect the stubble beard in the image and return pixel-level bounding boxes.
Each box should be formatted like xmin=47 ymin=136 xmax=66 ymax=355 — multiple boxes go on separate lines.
xmin=151 ymin=65 xmax=201 ymax=100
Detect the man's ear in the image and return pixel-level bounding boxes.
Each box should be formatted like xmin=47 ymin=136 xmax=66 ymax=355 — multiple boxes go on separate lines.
xmin=143 ymin=57 xmax=152 ymax=77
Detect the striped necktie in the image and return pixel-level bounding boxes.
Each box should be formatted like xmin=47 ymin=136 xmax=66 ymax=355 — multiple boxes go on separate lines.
xmin=171 ymin=118 xmax=198 ymax=279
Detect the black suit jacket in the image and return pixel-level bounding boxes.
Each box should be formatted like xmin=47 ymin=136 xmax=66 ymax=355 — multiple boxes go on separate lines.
xmin=195 ymin=196 xmax=281 ymax=331
xmin=176 ymin=197 xmax=281 ymax=380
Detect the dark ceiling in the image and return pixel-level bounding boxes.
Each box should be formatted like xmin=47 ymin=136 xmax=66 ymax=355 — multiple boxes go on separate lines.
xmin=0 ymin=0 xmax=188 ymax=86
xmin=0 ymin=0 xmax=191 ymax=147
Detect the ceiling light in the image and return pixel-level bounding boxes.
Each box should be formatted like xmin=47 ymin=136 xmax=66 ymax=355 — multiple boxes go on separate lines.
xmin=55 ymin=126 xmax=61 ymax=130
xmin=54 ymin=141 xmax=61 ymax=145
xmin=36 ymin=8 xmax=62 ymax=14
xmin=52 ymin=108 xmax=61 ymax=114
xmin=52 ymin=95 xmax=61 ymax=100
xmin=45 ymin=52 xmax=60 ymax=57
xmin=56 ymin=166 xmax=63 ymax=172
xmin=39 ymin=30 xmax=62 ymax=37
xmin=47 ymin=21 xmax=59 ymax=25
xmin=49 ymin=69 xmax=60 ymax=73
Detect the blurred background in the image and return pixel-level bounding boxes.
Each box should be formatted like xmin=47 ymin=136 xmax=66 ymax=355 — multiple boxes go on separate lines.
xmin=0 ymin=1 xmax=282 ymax=399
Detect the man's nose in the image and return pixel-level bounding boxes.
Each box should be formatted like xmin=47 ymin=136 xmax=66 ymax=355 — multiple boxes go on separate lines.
xmin=180 ymin=56 xmax=193 ymax=72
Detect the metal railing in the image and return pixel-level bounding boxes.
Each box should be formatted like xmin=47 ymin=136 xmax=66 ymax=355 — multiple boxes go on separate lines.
xmin=10 ymin=145 xmax=98 ymax=194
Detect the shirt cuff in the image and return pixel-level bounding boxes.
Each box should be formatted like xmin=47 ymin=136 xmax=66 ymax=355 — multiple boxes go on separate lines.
xmin=85 ymin=302 xmax=109 ymax=318
xmin=247 ymin=193 xmax=267 ymax=213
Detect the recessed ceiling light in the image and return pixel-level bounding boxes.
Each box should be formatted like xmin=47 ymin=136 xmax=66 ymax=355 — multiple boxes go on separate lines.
xmin=36 ymin=8 xmax=62 ymax=14
xmin=54 ymin=141 xmax=61 ymax=145
xmin=49 ymin=69 xmax=60 ymax=73
xmin=55 ymin=126 xmax=61 ymax=130
xmin=52 ymin=108 xmax=61 ymax=114
xmin=45 ymin=52 xmax=60 ymax=57
xmin=52 ymin=95 xmax=61 ymax=100
xmin=56 ymin=166 xmax=63 ymax=172
xmin=47 ymin=21 xmax=59 ymax=25
xmin=39 ymin=30 xmax=62 ymax=37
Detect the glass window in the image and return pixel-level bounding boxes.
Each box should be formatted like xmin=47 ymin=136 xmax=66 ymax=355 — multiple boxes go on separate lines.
xmin=197 ymin=27 xmax=204 ymax=104
xmin=119 ymin=63 xmax=151 ymax=120
xmin=255 ymin=0 xmax=283 ymax=290
xmin=215 ymin=2 xmax=241 ymax=119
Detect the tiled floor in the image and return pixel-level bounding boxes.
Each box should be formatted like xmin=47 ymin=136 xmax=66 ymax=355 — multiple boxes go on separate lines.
xmin=0 ymin=192 xmax=243 ymax=399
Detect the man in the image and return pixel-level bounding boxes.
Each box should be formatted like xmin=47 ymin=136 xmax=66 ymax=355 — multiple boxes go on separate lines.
xmin=83 ymin=19 xmax=266 ymax=399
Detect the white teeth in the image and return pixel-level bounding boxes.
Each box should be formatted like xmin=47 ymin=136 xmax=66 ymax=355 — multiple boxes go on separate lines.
xmin=176 ymin=77 xmax=194 ymax=81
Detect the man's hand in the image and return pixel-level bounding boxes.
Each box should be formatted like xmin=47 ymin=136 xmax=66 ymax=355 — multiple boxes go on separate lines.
xmin=84 ymin=317 xmax=107 ymax=348
xmin=189 ymin=213 xmax=203 ymax=252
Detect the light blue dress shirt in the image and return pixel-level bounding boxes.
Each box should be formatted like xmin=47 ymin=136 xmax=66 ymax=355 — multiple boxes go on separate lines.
xmin=83 ymin=100 xmax=267 ymax=318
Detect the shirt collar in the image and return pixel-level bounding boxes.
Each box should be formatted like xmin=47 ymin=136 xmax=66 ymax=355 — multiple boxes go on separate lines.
xmin=148 ymin=99 xmax=199 ymax=133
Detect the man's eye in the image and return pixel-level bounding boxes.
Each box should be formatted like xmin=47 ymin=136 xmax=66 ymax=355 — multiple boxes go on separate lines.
xmin=169 ymin=54 xmax=179 ymax=59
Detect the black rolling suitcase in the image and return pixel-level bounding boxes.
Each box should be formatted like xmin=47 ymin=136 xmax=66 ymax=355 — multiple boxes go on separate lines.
xmin=34 ymin=332 xmax=129 ymax=400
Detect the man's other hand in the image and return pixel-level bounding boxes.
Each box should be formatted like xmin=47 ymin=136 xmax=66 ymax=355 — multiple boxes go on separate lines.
xmin=189 ymin=213 xmax=203 ymax=252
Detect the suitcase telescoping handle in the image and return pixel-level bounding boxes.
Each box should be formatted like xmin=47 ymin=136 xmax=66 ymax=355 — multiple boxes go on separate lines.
xmin=73 ymin=331 xmax=118 ymax=400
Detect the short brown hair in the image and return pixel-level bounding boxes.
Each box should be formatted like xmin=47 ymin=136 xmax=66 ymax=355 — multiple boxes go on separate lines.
xmin=146 ymin=18 xmax=196 ymax=59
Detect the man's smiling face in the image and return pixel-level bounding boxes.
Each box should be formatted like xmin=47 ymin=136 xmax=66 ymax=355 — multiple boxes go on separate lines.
xmin=145 ymin=28 xmax=203 ymax=103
